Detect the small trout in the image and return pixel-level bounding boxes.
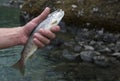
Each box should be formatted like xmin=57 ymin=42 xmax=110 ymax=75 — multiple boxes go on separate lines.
xmin=12 ymin=9 xmax=64 ymax=75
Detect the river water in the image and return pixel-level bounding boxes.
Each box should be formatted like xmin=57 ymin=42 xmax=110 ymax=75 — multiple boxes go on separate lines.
xmin=0 ymin=4 xmax=64 ymax=81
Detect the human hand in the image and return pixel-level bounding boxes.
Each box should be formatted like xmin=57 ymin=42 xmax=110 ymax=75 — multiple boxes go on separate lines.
xmin=20 ymin=7 xmax=60 ymax=48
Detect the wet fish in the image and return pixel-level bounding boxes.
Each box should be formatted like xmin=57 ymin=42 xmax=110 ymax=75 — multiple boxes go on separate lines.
xmin=12 ymin=9 xmax=64 ymax=75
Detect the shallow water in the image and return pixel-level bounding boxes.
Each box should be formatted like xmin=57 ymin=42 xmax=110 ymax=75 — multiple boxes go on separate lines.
xmin=0 ymin=5 xmax=64 ymax=81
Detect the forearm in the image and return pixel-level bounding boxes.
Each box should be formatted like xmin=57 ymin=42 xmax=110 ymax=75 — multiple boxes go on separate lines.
xmin=0 ymin=27 xmax=23 ymax=49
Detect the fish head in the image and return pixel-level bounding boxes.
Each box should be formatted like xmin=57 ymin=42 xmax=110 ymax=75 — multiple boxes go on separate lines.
xmin=41 ymin=9 xmax=64 ymax=30
xmin=49 ymin=9 xmax=64 ymax=26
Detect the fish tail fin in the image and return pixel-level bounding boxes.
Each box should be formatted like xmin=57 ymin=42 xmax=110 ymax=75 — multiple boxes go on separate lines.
xmin=12 ymin=59 xmax=25 ymax=75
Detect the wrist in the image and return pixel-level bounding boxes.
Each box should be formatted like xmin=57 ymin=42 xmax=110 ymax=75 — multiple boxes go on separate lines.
xmin=17 ymin=27 xmax=27 ymax=45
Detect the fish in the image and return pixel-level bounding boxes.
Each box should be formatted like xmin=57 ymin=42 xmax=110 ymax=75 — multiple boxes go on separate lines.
xmin=12 ymin=9 xmax=64 ymax=75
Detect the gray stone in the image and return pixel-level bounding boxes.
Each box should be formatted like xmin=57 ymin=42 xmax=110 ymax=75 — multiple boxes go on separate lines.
xmin=74 ymin=45 xmax=82 ymax=53
xmin=84 ymin=45 xmax=95 ymax=51
xmin=80 ymin=51 xmax=100 ymax=62
xmin=93 ymin=56 xmax=109 ymax=67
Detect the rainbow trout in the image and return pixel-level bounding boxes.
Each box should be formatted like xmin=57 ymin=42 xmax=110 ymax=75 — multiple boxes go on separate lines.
xmin=12 ymin=9 xmax=64 ymax=75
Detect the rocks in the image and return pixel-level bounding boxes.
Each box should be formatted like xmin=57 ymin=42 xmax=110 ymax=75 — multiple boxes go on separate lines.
xmin=73 ymin=45 xmax=81 ymax=53
xmin=84 ymin=45 xmax=95 ymax=51
xmin=112 ymin=52 xmax=120 ymax=57
xmin=93 ymin=55 xmax=109 ymax=67
xmin=62 ymin=49 xmax=76 ymax=61
xmin=46 ymin=25 xmax=120 ymax=67
xmin=45 ymin=26 xmax=120 ymax=81
xmin=20 ymin=0 xmax=120 ymax=31
xmin=80 ymin=51 xmax=100 ymax=62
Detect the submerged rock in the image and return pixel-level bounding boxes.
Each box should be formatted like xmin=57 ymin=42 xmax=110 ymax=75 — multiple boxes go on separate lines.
xmin=62 ymin=49 xmax=76 ymax=61
xmin=73 ymin=45 xmax=82 ymax=53
xmin=84 ymin=45 xmax=95 ymax=51
xmin=80 ymin=51 xmax=100 ymax=62
xmin=93 ymin=55 xmax=109 ymax=67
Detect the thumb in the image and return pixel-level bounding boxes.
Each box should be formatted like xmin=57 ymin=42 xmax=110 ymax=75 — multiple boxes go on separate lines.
xmin=24 ymin=7 xmax=50 ymax=35
xmin=31 ymin=7 xmax=50 ymax=24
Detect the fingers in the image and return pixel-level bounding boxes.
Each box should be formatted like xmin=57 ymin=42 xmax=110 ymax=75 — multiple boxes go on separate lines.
xmin=33 ymin=29 xmax=55 ymax=48
xmin=39 ymin=29 xmax=56 ymax=39
xmin=34 ymin=33 xmax=50 ymax=44
xmin=33 ymin=25 xmax=60 ymax=48
xmin=50 ymin=25 xmax=60 ymax=33
xmin=33 ymin=38 xmax=45 ymax=48
xmin=33 ymin=32 xmax=51 ymax=48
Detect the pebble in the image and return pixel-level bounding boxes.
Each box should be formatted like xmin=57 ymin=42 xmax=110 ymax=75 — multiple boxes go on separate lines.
xmin=112 ymin=52 xmax=120 ymax=57
xmin=74 ymin=45 xmax=82 ymax=53
xmin=80 ymin=51 xmax=100 ymax=62
xmin=84 ymin=45 xmax=95 ymax=51
xmin=93 ymin=56 xmax=109 ymax=66
xmin=71 ymin=4 xmax=77 ymax=8
xmin=62 ymin=49 xmax=76 ymax=60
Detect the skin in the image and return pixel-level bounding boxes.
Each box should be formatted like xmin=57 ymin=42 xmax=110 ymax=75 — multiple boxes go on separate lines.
xmin=0 ymin=7 xmax=60 ymax=49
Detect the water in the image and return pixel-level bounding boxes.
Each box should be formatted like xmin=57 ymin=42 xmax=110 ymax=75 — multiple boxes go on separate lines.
xmin=0 ymin=0 xmax=9 ymax=4
xmin=0 ymin=6 xmax=20 ymax=27
xmin=0 ymin=5 xmax=63 ymax=81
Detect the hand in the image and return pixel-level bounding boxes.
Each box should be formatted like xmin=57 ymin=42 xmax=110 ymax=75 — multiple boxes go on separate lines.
xmin=20 ymin=7 xmax=60 ymax=48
